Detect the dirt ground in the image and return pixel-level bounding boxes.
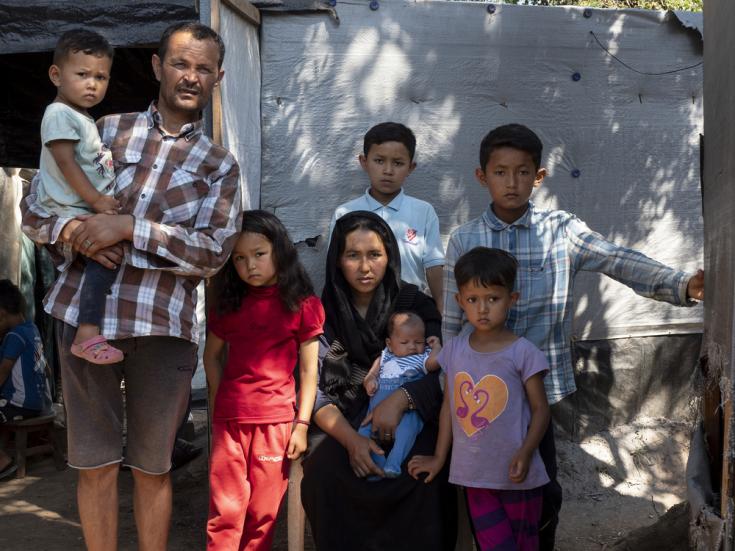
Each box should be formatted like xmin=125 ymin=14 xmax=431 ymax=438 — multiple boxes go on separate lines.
xmin=0 ymin=408 xmax=692 ymax=551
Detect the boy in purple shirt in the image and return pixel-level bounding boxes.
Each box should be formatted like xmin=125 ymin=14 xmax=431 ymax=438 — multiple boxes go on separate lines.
xmin=410 ymin=248 xmax=550 ymax=551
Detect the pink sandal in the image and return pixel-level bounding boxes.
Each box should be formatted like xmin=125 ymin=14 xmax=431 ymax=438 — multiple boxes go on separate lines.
xmin=71 ymin=335 xmax=124 ymax=365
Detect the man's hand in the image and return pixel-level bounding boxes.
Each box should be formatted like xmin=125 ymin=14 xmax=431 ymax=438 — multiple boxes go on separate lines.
xmin=90 ymin=244 xmax=125 ymax=270
xmin=687 ymin=269 xmax=704 ymax=301
xmin=70 ymin=214 xmax=134 ymax=255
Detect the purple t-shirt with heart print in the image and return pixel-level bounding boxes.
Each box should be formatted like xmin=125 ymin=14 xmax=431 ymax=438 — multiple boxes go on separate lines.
xmin=436 ymin=334 xmax=550 ymax=490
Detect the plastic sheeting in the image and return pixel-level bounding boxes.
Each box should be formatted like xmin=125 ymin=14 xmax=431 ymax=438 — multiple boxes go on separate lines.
xmin=0 ymin=0 xmax=198 ymax=54
xmin=219 ymin=1 xmax=262 ymax=210
xmin=260 ymin=1 xmax=704 ymax=341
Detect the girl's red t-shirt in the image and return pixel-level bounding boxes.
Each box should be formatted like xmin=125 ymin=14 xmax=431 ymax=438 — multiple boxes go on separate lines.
xmin=208 ymin=285 xmax=325 ymax=423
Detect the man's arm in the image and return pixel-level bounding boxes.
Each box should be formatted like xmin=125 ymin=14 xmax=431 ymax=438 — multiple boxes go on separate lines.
xmin=568 ymin=217 xmax=699 ymax=306
xmin=21 ymin=174 xmax=75 ymax=248
xmin=70 ymin=161 xmax=242 ymax=279
xmin=128 ymin=162 xmax=242 ymax=278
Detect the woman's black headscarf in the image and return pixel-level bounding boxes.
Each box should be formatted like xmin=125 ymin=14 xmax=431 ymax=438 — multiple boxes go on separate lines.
xmin=320 ymin=211 xmax=402 ymax=412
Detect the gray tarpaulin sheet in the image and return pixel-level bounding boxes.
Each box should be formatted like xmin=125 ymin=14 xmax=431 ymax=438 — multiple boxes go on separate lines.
xmin=0 ymin=0 xmax=198 ymax=53
xmin=260 ymin=1 xmax=704 ymax=341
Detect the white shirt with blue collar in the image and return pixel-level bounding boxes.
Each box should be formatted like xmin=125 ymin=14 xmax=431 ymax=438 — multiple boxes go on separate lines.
xmin=329 ymin=189 xmax=444 ymax=291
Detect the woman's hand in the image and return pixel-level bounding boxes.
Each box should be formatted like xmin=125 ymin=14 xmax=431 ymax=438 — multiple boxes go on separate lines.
xmin=346 ymin=432 xmax=385 ymax=479
xmin=287 ymin=423 xmax=309 ymax=460
xmin=361 ymin=388 xmax=408 ymax=441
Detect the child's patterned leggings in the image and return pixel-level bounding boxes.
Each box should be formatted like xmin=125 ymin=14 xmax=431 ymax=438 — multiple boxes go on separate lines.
xmin=465 ymin=486 xmax=543 ymax=551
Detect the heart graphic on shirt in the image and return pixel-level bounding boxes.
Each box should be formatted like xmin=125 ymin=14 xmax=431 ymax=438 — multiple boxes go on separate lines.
xmin=453 ymin=371 xmax=508 ymax=437
xmin=405 ymin=228 xmax=417 ymax=242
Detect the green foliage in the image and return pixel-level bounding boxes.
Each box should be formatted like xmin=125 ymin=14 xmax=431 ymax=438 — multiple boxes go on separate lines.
xmin=500 ymin=0 xmax=702 ymax=10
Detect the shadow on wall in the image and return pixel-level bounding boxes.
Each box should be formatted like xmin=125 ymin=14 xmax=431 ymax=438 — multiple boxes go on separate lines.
xmin=258 ymin=1 xmax=703 ymax=427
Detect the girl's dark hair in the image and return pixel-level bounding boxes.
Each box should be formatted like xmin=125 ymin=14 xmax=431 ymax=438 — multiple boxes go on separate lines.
xmin=0 ymin=279 xmax=25 ymax=315
xmin=217 ymin=210 xmax=314 ymax=314
xmin=454 ymin=247 xmax=518 ymax=292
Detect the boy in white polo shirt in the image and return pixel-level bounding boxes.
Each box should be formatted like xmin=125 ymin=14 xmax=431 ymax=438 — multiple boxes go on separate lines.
xmin=329 ymin=122 xmax=445 ymax=309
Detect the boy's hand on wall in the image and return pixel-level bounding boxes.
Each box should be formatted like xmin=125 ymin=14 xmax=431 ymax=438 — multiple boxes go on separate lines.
xmin=687 ymin=269 xmax=704 ymax=301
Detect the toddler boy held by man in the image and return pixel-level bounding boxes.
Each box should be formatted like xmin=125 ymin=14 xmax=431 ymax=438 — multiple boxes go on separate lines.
xmin=37 ymin=29 xmax=122 ymax=365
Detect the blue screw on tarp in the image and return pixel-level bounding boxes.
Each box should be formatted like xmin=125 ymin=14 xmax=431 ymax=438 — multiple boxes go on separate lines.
xmin=583 ymin=8 xmax=592 ymax=18
xmin=571 ymin=169 xmax=581 ymax=178
xmin=487 ymin=4 xmax=496 ymax=14
xmin=572 ymin=72 xmax=581 ymax=81
xmin=370 ymin=0 xmax=379 ymax=10
xmin=329 ymin=0 xmax=336 ymax=5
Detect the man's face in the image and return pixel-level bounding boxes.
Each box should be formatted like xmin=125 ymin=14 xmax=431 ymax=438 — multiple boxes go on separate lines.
xmin=152 ymin=31 xmax=223 ymax=119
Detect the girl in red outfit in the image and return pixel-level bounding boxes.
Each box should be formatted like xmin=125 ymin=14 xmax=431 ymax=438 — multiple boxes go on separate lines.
xmin=204 ymin=210 xmax=324 ymax=551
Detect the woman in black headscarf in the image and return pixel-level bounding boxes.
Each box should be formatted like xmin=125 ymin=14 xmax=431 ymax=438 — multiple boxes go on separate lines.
xmin=301 ymin=211 xmax=456 ymax=550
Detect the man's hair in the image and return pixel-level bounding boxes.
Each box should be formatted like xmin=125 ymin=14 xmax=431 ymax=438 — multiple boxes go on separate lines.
xmin=363 ymin=122 xmax=417 ymax=161
xmin=454 ymin=247 xmax=518 ymax=293
xmin=387 ymin=311 xmax=425 ymax=337
xmin=158 ymin=22 xmax=225 ymax=69
xmin=0 ymin=279 xmax=25 ymax=315
xmin=53 ymin=29 xmax=114 ymax=66
xmin=479 ymin=123 xmax=543 ymax=171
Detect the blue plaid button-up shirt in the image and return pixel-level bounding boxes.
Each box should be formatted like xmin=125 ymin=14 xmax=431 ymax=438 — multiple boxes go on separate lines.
xmin=442 ymin=202 xmax=693 ymax=404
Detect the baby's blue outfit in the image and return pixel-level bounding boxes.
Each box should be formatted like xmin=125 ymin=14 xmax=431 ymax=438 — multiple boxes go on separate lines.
xmin=359 ymin=347 xmax=430 ymax=478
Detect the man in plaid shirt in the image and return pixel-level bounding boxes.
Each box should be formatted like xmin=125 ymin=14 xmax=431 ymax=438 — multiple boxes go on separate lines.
xmin=22 ymin=22 xmax=242 ymax=550
xmin=442 ymin=124 xmax=704 ymax=551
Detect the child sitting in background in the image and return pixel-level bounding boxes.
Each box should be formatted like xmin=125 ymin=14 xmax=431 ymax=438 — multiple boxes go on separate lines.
xmin=37 ymin=29 xmax=121 ymax=365
xmin=358 ymin=311 xmax=441 ymax=478
xmin=410 ymin=248 xmax=550 ymax=551
xmin=329 ymin=122 xmax=445 ymax=310
xmin=0 ymin=280 xmax=52 ymax=479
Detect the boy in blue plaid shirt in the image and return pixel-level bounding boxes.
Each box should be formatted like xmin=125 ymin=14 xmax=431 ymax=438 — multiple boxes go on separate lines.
xmin=441 ymin=123 xmax=704 ymax=550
